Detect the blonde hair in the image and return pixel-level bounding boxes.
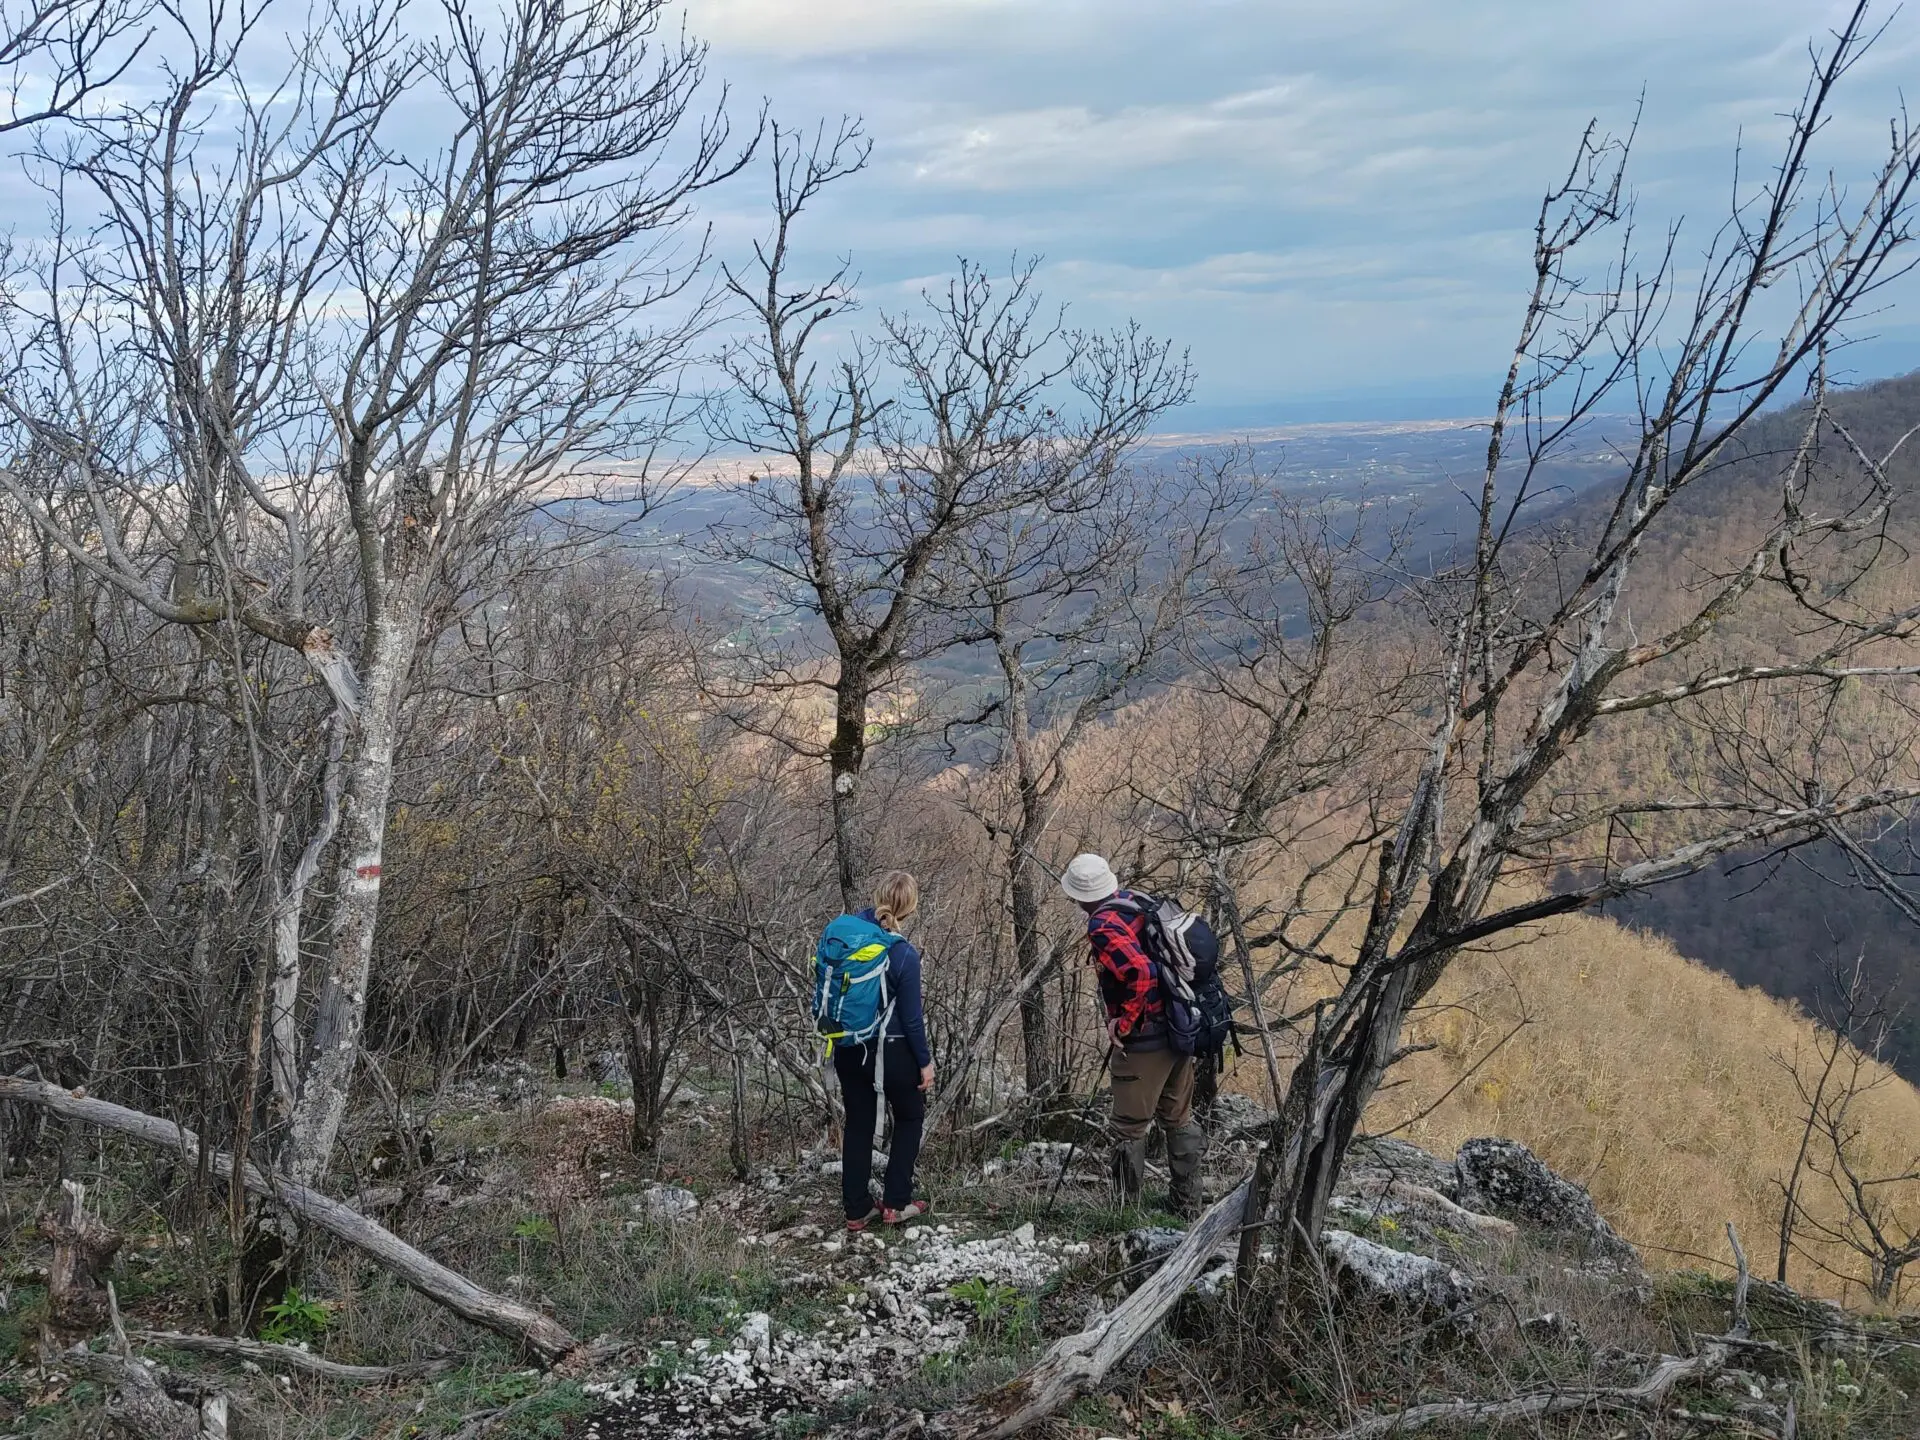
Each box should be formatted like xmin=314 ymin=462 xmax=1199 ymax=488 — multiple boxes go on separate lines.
xmin=872 ymin=871 xmax=919 ymax=932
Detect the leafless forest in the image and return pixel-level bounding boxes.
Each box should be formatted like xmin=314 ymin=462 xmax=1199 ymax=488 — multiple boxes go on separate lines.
xmin=7 ymin=1 xmax=1920 ymax=1437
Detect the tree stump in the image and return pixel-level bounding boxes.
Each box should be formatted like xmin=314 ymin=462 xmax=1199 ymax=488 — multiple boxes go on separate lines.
xmin=99 ymin=1356 xmax=201 ymax=1440
xmin=39 ymin=1179 xmax=121 ymax=1353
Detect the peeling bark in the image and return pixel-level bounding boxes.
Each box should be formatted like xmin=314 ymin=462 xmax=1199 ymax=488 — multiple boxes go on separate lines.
xmin=70 ymin=1352 xmax=203 ymax=1440
xmin=285 ymin=588 xmax=423 ymax=1187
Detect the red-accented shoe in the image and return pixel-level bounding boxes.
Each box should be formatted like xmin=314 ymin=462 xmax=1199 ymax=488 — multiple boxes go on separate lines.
xmin=882 ymin=1199 xmax=931 ymax=1224
xmin=846 ymin=1206 xmax=881 ymax=1233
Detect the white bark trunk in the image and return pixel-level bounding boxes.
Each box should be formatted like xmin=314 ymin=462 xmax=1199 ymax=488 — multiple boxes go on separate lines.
xmin=285 ymin=595 xmax=421 ymax=1187
xmin=267 ymin=699 xmax=351 ymax=1124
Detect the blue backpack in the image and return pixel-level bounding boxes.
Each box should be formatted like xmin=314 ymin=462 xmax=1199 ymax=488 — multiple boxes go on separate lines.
xmin=812 ymin=913 xmax=900 ymax=1053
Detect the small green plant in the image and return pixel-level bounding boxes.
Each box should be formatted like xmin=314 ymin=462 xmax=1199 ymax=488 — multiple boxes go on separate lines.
xmin=637 ymin=1345 xmax=701 ymax=1391
xmin=918 ymin=1351 xmax=969 ymax=1387
xmin=258 ymin=1287 xmax=332 ymax=1345
xmin=947 ymin=1277 xmax=1036 ymax=1348
xmin=1150 ymin=1411 xmax=1244 ymax=1440
xmin=1348 ymin=1210 xmax=1414 ymax=1251
xmin=948 ymin=1277 xmax=1022 ymax=1324
xmin=492 ymin=1379 xmax=589 ymax=1440
xmin=477 ymin=1370 xmax=545 ymax=1405
xmin=1066 ymin=1394 xmax=1124 ymax=1430
xmin=508 ymin=1212 xmax=560 ymax=1279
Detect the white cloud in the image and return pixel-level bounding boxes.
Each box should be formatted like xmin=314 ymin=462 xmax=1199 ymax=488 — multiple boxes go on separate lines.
xmin=683 ymin=0 xmax=1035 ymax=57
xmin=686 ymin=1 xmax=1920 ymax=406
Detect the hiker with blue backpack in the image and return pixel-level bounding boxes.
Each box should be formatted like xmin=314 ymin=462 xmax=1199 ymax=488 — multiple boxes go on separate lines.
xmin=1062 ymin=852 xmax=1232 ymax=1219
xmin=812 ymin=870 xmax=935 ymax=1232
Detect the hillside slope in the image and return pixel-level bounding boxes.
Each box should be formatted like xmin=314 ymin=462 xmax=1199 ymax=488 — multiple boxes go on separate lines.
xmin=1358 ymin=910 xmax=1920 ymax=1303
xmin=1520 ymin=369 xmax=1920 ymax=1078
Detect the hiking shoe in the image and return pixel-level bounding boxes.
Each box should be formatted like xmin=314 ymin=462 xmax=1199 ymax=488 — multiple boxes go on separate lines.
xmin=846 ymin=1206 xmax=881 ymax=1233
xmin=882 ymin=1199 xmax=931 ymax=1224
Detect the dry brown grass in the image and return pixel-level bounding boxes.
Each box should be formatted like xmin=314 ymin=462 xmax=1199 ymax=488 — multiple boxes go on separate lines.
xmin=1347 ymin=911 xmax=1920 ymax=1304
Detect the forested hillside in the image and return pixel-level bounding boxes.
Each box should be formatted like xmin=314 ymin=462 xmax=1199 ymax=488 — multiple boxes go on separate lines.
xmin=1610 ymin=834 xmax=1920 ymax=1077
xmin=1374 ymin=910 xmax=1920 ymax=1303
xmin=1545 ymin=370 xmax=1920 ymax=1078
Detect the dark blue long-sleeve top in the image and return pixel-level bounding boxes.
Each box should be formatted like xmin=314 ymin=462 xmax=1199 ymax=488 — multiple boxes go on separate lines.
xmin=859 ymin=907 xmax=931 ymax=1069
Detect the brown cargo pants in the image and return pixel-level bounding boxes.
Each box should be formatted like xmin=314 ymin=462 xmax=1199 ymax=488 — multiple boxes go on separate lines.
xmin=1108 ymin=1045 xmax=1206 ymax=1215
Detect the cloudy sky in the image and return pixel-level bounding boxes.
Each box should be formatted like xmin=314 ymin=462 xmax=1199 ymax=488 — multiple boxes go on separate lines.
xmin=684 ymin=0 xmax=1920 ymax=424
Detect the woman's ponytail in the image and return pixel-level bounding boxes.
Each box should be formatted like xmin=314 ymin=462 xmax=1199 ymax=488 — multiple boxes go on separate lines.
xmin=871 ymin=870 xmax=920 ymax=931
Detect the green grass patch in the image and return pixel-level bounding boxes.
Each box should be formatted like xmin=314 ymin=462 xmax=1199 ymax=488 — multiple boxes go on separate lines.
xmin=986 ymin=1192 xmax=1152 ymax=1240
xmin=0 ymin=1284 xmax=45 ymax=1363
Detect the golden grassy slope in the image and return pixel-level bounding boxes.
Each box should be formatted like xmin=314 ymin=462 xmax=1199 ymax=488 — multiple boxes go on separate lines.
xmin=1353 ymin=910 xmax=1920 ymax=1304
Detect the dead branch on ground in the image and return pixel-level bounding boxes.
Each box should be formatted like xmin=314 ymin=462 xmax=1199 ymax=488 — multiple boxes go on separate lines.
xmin=0 ymin=1079 xmax=581 ymax=1364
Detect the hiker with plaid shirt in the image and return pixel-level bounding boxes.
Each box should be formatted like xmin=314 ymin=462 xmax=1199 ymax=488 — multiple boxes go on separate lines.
xmin=1061 ymin=853 xmax=1206 ymax=1217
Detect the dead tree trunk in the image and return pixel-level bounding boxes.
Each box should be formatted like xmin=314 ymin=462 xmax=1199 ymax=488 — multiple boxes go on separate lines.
xmin=0 ymin=1080 xmax=580 ymax=1365
xmin=1321 ymin=1343 xmax=1730 ymax=1440
xmin=40 ymin=1179 xmax=120 ymax=1352
xmin=828 ymin=663 xmax=874 ymax=911
xmin=75 ymin=1352 xmax=203 ymax=1440
xmin=1007 ymin=847 xmax=1058 ymax=1102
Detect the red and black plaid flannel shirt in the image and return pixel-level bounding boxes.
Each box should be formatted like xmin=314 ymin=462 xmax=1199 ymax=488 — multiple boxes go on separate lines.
xmin=1086 ymin=894 xmax=1163 ymax=1041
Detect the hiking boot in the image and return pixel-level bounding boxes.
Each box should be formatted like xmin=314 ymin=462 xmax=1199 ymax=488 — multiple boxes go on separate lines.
xmin=846 ymin=1205 xmax=881 ymax=1233
xmin=1166 ymin=1191 xmax=1205 ymax=1222
xmin=1167 ymin=1119 xmax=1206 ymax=1218
xmin=1111 ymin=1138 xmax=1147 ymax=1206
xmin=882 ymin=1199 xmax=931 ymax=1224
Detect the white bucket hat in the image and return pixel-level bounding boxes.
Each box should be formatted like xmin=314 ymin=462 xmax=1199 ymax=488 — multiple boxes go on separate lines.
xmin=1060 ymin=852 xmax=1119 ymax=904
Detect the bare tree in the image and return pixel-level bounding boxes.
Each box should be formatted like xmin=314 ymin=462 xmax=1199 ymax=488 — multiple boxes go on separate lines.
xmin=1258 ymin=0 xmax=1920 ymax=1252
xmin=714 ymin=122 xmax=1191 ymax=907
xmin=1124 ymin=486 xmax=1412 ymax=1122
xmin=1 ymin=0 xmax=151 ymax=133
xmin=1777 ymin=952 xmax=1920 ymax=1303
xmin=943 ymin=453 xmax=1244 ymax=1098
xmin=0 ymin=0 xmax=742 ymax=1184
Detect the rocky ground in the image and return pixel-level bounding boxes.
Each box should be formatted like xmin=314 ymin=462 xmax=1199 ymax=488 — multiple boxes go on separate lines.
xmin=581 ymin=1220 xmax=1091 ymax=1437
xmin=548 ymin=1079 xmax=1697 ymax=1440
xmin=11 ymin=1058 xmax=1913 ymax=1440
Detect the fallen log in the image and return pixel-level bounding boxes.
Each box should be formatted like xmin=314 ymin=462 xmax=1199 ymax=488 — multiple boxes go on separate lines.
xmin=1319 ymin=1343 xmax=1731 ymax=1440
xmin=0 ymin=1079 xmax=580 ymax=1366
xmin=134 ymin=1331 xmax=456 ymax=1382
xmin=921 ymin=1067 xmax=1353 ymax=1438
xmin=928 ymin=1175 xmax=1253 ymax=1440
xmin=70 ymin=1351 xmax=204 ymax=1440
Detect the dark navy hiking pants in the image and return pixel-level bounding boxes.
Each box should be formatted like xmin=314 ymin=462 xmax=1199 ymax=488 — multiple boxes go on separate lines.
xmin=832 ymin=1037 xmax=924 ymax=1217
